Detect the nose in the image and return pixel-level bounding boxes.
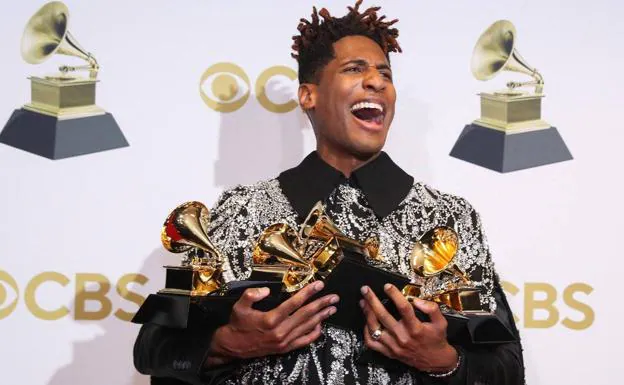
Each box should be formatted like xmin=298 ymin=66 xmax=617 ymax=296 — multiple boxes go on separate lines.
xmin=362 ymin=67 xmax=386 ymax=92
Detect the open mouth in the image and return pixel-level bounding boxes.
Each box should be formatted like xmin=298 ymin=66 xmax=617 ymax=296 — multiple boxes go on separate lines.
xmin=350 ymin=101 xmax=385 ymax=126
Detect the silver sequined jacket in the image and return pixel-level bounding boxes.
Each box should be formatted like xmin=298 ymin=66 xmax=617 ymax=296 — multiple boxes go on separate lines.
xmin=133 ymin=153 xmax=525 ymax=385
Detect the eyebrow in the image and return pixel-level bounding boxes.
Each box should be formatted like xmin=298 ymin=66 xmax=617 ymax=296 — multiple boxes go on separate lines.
xmin=341 ymin=59 xmax=391 ymax=71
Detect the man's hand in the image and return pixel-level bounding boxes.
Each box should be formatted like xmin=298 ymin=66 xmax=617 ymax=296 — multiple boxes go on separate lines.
xmin=206 ymin=281 xmax=338 ymax=366
xmin=360 ymin=284 xmax=458 ymax=372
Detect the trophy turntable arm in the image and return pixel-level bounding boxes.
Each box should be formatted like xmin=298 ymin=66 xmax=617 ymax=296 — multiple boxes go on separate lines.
xmin=506 ymin=70 xmax=544 ymax=94
xmin=59 ymin=53 xmax=99 ymax=79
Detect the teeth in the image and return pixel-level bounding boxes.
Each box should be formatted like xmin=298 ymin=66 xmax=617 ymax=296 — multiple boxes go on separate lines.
xmin=350 ymin=102 xmax=384 ymax=113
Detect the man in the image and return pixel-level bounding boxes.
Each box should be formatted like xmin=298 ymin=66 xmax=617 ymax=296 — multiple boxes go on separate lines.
xmin=133 ymin=1 xmax=525 ymax=384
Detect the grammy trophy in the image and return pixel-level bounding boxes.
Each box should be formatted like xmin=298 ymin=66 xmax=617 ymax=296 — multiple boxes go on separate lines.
xmin=450 ymin=20 xmax=572 ymax=173
xmin=0 ymin=1 xmax=128 ymax=159
xmin=401 ymin=225 xmax=516 ymax=344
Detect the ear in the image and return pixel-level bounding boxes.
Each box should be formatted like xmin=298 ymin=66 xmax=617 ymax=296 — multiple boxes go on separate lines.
xmin=298 ymin=83 xmax=317 ymax=111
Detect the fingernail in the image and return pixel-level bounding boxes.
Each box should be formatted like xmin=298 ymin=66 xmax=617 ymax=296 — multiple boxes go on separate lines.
xmin=328 ymin=307 xmax=336 ymax=316
xmin=359 ymin=299 xmax=365 ymax=308
xmin=331 ymin=295 xmax=339 ymax=304
xmin=314 ymin=281 xmax=324 ymax=291
xmin=360 ymin=286 xmax=368 ymax=295
xmin=384 ymin=283 xmax=391 ymax=291
xmin=258 ymin=287 xmax=269 ymax=296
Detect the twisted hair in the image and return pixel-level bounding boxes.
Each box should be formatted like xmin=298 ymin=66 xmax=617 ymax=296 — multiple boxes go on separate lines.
xmin=291 ymin=0 xmax=402 ymax=84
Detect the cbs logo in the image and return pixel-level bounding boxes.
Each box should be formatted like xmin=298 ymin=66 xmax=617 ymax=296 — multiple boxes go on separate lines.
xmin=501 ymin=281 xmax=594 ymax=330
xmin=199 ymin=63 xmax=299 ymax=113
xmin=0 ymin=271 xmax=147 ymax=321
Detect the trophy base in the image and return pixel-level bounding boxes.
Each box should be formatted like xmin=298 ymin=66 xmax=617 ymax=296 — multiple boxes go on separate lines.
xmin=308 ymin=252 xmax=411 ymax=331
xmin=449 ymin=123 xmax=572 ymax=173
xmin=0 ymin=108 xmax=128 ymax=159
xmin=158 ymin=265 xmax=221 ymax=297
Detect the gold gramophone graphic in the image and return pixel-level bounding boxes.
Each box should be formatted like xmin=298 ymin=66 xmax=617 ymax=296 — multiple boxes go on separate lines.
xmin=403 ymin=226 xmax=484 ymax=314
xmin=0 ymin=1 xmax=128 ymax=160
xmin=159 ymin=201 xmax=225 ymax=296
xmin=449 ymin=19 xmax=572 ymax=173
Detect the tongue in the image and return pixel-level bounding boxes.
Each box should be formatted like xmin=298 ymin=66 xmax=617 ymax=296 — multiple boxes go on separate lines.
xmin=352 ymin=108 xmax=383 ymax=123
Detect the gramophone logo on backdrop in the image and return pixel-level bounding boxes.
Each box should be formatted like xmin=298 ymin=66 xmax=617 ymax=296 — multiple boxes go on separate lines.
xmin=450 ymin=20 xmax=573 ymax=173
xmin=199 ymin=63 xmax=299 ymax=113
xmin=0 ymin=1 xmax=128 ymax=160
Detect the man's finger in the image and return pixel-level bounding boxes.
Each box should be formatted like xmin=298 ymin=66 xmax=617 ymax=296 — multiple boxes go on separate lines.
xmin=282 ymin=293 xmax=338 ymax=331
xmin=363 ymin=325 xmax=396 ymax=359
xmin=360 ymin=285 xmax=399 ymax=331
xmin=284 ymin=304 xmax=336 ymax=347
xmin=273 ymin=281 xmax=325 ymax=322
xmin=412 ymin=298 xmax=446 ymax=326
xmin=360 ymin=298 xmax=380 ymax=332
xmin=286 ymin=323 xmax=323 ymax=352
xmin=360 ymin=298 xmax=396 ymax=348
xmin=383 ymin=284 xmax=421 ymax=329
xmin=234 ymin=287 xmax=271 ymax=311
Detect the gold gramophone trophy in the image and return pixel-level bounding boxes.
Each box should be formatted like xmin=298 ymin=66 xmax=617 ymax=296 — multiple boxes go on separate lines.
xmin=0 ymin=1 xmax=128 ymax=159
xmin=159 ymin=201 xmax=226 ymax=296
xmin=449 ymin=19 xmax=572 ymax=173
xmin=407 ymin=226 xmax=484 ymax=313
xmin=131 ymin=201 xmax=284 ymax=328
xmin=401 ymin=225 xmax=515 ymax=344
xmin=299 ymin=201 xmax=382 ymax=262
xmin=250 ymin=223 xmax=318 ymax=292
xmin=249 ymin=200 xmax=386 ymax=294
xmin=249 ymin=219 xmax=346 ymax=292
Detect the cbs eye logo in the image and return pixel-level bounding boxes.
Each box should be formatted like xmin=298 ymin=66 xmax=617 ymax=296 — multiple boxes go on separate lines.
xmin=199 ymin=63 xmax=299 ymax=113
xmin=0 ymin=271 xmax=18 ymax=319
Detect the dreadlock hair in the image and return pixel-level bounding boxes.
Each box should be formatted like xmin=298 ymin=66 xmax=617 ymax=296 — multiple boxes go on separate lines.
xmin=291 ymin=0 xmax=402 ymax=84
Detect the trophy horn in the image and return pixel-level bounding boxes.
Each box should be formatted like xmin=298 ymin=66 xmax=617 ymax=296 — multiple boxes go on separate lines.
xmin=300 ymin=201 xmax=382 ymax=261
xmin=410 ymin=226 xmax=468 ymax=282
xmin=20 ymin=1 xmax=99 ymax=78
xmin=251 ymin=223 xmax=315 ymax=293
xmin=253 ymin=223 xmax=310 ymax=268
xmin=161 ymin=201 xmax=223 ymax=263
xmin=470 ymin=20 xmax=543 ymax=94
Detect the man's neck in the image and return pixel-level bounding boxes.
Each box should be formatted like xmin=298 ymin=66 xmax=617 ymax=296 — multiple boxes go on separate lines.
xmin=316 ymin=147 xmax=381 ymax=177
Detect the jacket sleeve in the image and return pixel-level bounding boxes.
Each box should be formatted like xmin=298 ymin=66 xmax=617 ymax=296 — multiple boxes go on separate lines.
xmin=133 ymin=305 xmax=238 ymax=385
xmin=132 ymin=187 xmax=253 ymax=384
xmin=430 ymin=280 xmax=525 ymax=385
xmin=423 ymin=204 xmax=526 ymax=385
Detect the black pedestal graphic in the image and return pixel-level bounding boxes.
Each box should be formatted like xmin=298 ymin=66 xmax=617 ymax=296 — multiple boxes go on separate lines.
xmin=449 ymin=123 xmax=572 ymax=173
xmin=0 ymin=108 xmax=128 ymax=159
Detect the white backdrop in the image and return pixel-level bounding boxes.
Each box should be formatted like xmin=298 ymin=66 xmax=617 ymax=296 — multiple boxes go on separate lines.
xmin=1 ymin=1 xmax=622 ymax=384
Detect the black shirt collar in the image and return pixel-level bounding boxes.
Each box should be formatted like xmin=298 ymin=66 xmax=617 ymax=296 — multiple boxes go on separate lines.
xmin=277 ymin=151 xmax=414 ymax=220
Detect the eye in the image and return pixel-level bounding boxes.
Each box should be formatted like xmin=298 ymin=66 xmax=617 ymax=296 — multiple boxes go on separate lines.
xmin=199 ymin=63 xmax=251 ymax=113
xmin=344 ymin=66 xmax=362 ymax=73
xmin=0 ymin=271 xmax=19 ymax=320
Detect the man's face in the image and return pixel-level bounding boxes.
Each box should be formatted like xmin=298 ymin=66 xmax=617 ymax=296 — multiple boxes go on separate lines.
xmin=302 ymin=35 xmax=397 ymax=160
